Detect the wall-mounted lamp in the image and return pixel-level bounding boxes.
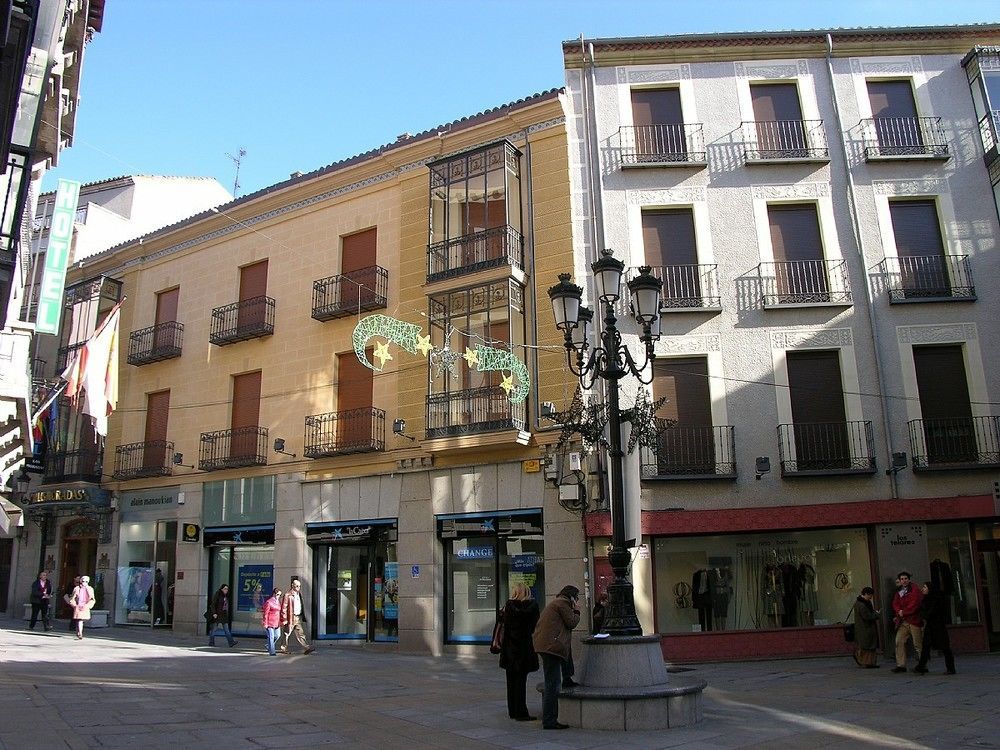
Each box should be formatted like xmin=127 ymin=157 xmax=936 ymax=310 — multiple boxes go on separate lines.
xmin=14 ymin=514 xmax=26 ymax=542
xmin=392 ymin=418 xmax=416 ymax=442
xmin=172 ymin=452 xmax=196 ymax=469
xmin=273 ymin=438 xmax=296 ymax=458
xmin=755 ymin=456 xmax=771 ymax=481
xmin=886 ymin=451 xmax=908 ymax=476
xmin=540 ymin=401 xmax=557 ymax=419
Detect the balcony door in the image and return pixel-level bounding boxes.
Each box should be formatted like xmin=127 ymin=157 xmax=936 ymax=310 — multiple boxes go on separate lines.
xmin=153 ymin=288 xmax=178 ymax=351
xmin=462 ymin=196 xmax=506 ymax=266
xmin=237 ymin=260 xmax=268 ymax=332
xmin=913 ymin=345 xmax=976 ymax=464
xmin=787 ymin=350 xmax=848 ymax=470
xmin=642 ymin=208 xmax=699 ymax=306
xmin=341 ymin=228 xmax=377 ymax=311
xmin=867 ymin=79 xmax=922 ymax=153
xmin=631 ymin=88 xmax=686 ymax=160
xmin=888 ymin=200 xmax=949 ymax=297
xmin=142 ymin=390 xmax=170 ymax=473
xmin=231 ymin=371 xmax=262 ymax=461
xmin=750 ymin=83 xmax=806 ymax=156
xmin=768 ymin=204 xmax=828 ymax=302
xmin=653 ymin=357 xmax=714 ymax=474
xmin=337 ymin=350 xmax=373 ymax=449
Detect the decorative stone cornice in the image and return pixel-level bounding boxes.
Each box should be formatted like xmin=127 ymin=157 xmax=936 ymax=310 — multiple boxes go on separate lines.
xmin=896 ymin=323 xmax=977 ymax=344
xmin=849 ymin=56 xmax=923 ymax=76
xmin=654 ymin=334 xmax=721 ymax=356
xmin=770 ymin=328 xmax=853 ymax=350
xmin=625 ymin=186 xmax=707 ymax=205
xmin=617 ymin=64 xmax=692 ymax=84
xmin=872 ymin=178 xmax=947 ymax=196
xmin=735 ymin=60 xmax=809 ymax=79
xmin=751 ymin=182 xmax=829 ymax=200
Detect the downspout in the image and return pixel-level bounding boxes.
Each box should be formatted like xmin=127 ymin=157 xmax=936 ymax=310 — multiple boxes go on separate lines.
xmin=825 ymin=34 xmax=898 ymax=499
xmin=523 ymin=125 xmax=544 ymax=433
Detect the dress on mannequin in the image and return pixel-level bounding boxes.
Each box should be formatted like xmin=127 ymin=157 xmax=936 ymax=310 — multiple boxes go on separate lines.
xmin=692 ymin=569 xmax=713 ymax=632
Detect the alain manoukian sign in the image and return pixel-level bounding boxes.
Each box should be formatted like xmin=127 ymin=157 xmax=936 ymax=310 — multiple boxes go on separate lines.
xmin=35 ymin=179 xmax=82 ymax=336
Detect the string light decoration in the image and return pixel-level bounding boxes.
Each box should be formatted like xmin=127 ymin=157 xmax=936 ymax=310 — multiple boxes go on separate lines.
xmin=625 ymin=388 xmax=670 ymax=454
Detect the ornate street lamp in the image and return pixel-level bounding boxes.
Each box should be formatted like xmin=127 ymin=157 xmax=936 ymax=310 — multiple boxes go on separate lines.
xmin=548 ymin=249 xmax=662 ymax=635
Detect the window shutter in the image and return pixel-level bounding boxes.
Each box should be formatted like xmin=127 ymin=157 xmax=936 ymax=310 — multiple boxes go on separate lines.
xmin=750 ymin=83 xmax=803 ymax=121
xmin=786 ymin=350 xmax=846 ymax=424
xmin=768 ymin=204 xmax=823 ymax=262
xmin=888 ymin=201 xmax=944 ymax=257
xmin=631 ymin=88 xmax=683 ymax=126
xmin=239 ymin=261 xmax=268 ymax=300
xmin=913 ymin=346 xmax=972 ymax=421
xmin=144 ymin=390 xmax=170 ymax=443
xmin=866 ymin=80 xmax=918 ymax=119
xmin=653 ymin=358 xmax=711 ymax=426
xmin=232 ymin=371 xmax=262 ymax=430
xmin=155 ymin=288 xmax=178 ymax=325
xmin=642 ymin=209 xmax=697 ymax=266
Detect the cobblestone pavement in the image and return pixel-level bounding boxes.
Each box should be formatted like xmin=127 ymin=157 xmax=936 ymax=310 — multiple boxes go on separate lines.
xmin=1 ymin=618 xmax=997 ymax=749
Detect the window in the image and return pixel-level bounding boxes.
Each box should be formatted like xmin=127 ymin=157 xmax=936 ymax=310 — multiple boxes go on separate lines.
xmin=152 ymin=287 xmax=179 ymax=352
xmin=631 ymin=88 xmax=687 ymax=161
xmin=203 ymin=476 xmax=277 ymax=526
xmin=912 ymin=345 xmax=977 ymax=465
xmin=652 ymin=357 xmax=715 ymax=475
xmin=927 ymin=522 xmax=979 ymax=624
xmin=750 ymin=82 xmax=807 ymax=156
xmin=142 ymin=390 xmax=170 ymax=472
xmin=237 ymin=260 xmax=268 ymax=332
xmin=867 ymin=79 xmax=923 ymax=154
xmin=336 ymin=350 xmax=374 ymax=448
xmin=341 ymin=228 xmax=378 ymax=310
xmin=785 ymin=350 xmax=850 ymax=471
xmin=642 ymin=209 xmax=701 ymax=306
xmin=887 ymin=200 xmax=950 ymax=298
xmin=427 ymin=141 xmax=523 ymax=280
xmin=767 ymin=204 xmax=829 ymax=303
xmin=231 ymin=371 xmax=262 ymax=460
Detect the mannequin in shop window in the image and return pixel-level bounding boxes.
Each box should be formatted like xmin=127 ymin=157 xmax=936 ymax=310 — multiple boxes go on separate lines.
xmin=692 ymin=569 xmax=713 ymax=632
xmin=779 ymin=562 xmax=800 ymax=627
xmin=709 ymin=567 xmax=732 ymax=630
xmin=798 ymin=563 xmax=818 ymax=626
xmin=761 ymin=564 xmax=785 ymax=628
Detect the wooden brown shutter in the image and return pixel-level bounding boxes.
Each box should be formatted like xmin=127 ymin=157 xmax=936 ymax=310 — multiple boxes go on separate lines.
xmin=642 ymin=209 xmax=699 ymax=304
xmin=867 ymin=80 xmax=918 ymax=119
xmin=238 ymin=261 xmax=268 ymax=330
xmin=143 ymin=390 xmax=170 ymax=470
xmin=867 ymin=80 xmax=921 ymax=151
xmin=913 ymin=345 xmax=975 ymax=463
xmin=337 ymin=350 xmax=374 ymax=447
xmin=889 ymin=200 xmax=947 ymax=295
xmin=342 ymin=228 xmax=377 ymax=309
xmin=786 ymin=350 xmax=848 ymax=469
xmin=631 ymin=89 xmax=683 ymax=126
xmin=768 ymin=204 xmax=827 ymax=300
xmin=751 ymin=83 xmax=805 ymax=153
xmin=231 ymin=371 xmax=262 ymax=459
xmin=155 ymin=288 xmax=178 ymax=324
xmin=653 ymin=358 xmax=714 ymax=473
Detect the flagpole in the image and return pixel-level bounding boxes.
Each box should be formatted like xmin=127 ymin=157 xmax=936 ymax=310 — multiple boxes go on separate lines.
xmin=30 ymin=382 xmax=67 ymax=425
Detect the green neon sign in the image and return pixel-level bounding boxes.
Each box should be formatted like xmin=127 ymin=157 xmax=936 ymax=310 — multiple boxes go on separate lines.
xmin=35 ymin=179 xmax=81 ymax=335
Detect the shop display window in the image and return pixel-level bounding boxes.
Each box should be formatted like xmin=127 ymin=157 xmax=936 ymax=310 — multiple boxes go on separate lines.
xmin=208 ymin=544 xmax=274 ymax=636
xmin=653 ymin=527 xmax=871 ymax=633
xmin=314 ymin=533 xmax=398 ymax=642
xmin=115 ymin=520 xmax=176 ymax=626
xmin=926 ymin=522 xmax=979 ymax=624
xmin=203 ymin=476 xmax=275 ymax=526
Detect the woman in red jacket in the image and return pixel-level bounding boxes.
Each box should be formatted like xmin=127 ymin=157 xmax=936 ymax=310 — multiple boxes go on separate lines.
xmin=261 ymin=587 xmax=283 ymax=656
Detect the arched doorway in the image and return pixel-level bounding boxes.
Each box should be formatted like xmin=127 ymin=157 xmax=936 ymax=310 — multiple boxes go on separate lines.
xmin=57 ymin=517 xmax=99 ymax=618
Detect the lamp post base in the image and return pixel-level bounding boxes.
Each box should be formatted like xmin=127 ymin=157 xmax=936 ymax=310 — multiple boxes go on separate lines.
xmin=555 ymin=635 xmax=706 ymax=730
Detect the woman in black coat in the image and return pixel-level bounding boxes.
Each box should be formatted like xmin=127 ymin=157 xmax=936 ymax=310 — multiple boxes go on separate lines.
xmin=498 ymin=582 xmax=540 ymax=721
xmin=852 ymin=586 xmax=880 ymax=668
xmin=915 ymin=581 xmax=956 ymax=674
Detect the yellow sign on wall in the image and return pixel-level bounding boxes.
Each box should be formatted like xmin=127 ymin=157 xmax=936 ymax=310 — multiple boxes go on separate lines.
xmin=522 ymin=459 xmax=541 ymax=473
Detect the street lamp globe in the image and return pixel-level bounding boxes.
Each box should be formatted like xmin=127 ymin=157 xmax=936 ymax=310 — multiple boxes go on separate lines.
xmin=571 ymin=306 xmax=593 ymax=352
xmin=626 ymin=266 xmax=663 ymax=325
xmin=591 ymin=248 xmax=625 ymax=304
xmin=547 ymin=273 xmax=583 ymax=330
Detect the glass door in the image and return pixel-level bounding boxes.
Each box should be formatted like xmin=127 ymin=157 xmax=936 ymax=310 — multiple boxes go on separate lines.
xmin=979 ymin=544 xmax=1000 ymax=651
xmin=372 ymin=539 xmax=398 ymax=642
xmin=207 ymin=544 xmax=274 ymax=637
xmin=319 ymin=545 xmax=368 ymax=639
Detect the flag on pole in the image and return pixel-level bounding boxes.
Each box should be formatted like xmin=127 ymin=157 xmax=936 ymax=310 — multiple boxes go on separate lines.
xmin=61 ymin=300 xmax=123 ymax=437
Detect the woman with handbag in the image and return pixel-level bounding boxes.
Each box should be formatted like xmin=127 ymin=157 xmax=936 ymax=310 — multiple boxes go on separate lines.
xmin=497 ymin=582 xmax=540 ymax=722
xmin=852 ymin=586 xmax=881 ymax=668
xmin=70 ymin=576 xmax=96 ymax=640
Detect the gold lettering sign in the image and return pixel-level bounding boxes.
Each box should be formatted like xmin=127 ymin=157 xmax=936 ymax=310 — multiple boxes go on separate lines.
xmin=28 ymin=488 xmax=90 ymax=504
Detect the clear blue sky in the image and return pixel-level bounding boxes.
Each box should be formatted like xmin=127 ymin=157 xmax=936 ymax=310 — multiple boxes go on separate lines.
xmin=42 ymin=0 xmax=998 ymax=198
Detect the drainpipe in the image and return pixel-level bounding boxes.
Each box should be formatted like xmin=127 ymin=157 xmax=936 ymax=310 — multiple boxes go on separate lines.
xmin=825 ymin=34 xmax=898 ymax=499
xmin=523 ymin=126 xmax=545 ymax=433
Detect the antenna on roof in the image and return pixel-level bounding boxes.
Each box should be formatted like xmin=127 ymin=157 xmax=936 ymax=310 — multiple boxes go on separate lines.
xmin=226 ymin=147 xmax=246 ymax=197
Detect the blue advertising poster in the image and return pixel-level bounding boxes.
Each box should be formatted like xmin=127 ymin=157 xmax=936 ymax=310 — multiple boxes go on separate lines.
xmin=383 ymin=562 xmax=398 ymax=619
xmin=237 ymin=564 xmax=273 ymax=611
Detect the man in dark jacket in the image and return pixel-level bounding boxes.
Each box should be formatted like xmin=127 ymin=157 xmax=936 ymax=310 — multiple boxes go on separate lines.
xmin=914 ymin=581 xmax=956 ymax=675
xmin=532 ymin=585 xmax=580 ymax=730
xmin=29 ymin=570 xmax=53 ymax=631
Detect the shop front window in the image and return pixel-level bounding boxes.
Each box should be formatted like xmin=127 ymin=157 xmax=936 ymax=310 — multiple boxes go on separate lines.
xmin=208 ymin=543 xmax=274 ymax=637
xmin=653 ymin=527 xmax=872 ymax=633
xmin=203 ymin=476 xmax=276 ymax=526
xmin=116 ymin=520 xmax=176 ymax=626
xmin=927 ymin=522 xmax=979 ymax=624
xmin=441 ymin=512 xmax=544 ymax=643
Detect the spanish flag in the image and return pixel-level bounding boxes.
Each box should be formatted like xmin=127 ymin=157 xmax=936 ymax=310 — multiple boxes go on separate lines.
xmin=61 ymin=299 xmax=123 ymax=437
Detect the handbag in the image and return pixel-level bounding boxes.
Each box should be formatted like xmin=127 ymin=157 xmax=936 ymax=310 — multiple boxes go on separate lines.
xmin=842 ymin=603 xmax=855 ymax=643
xmin=489 ymin=608 xmax=505 ymax=654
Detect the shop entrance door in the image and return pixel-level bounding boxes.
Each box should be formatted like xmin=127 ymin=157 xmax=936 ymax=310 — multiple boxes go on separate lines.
xmin=978 ymin=540 xmax=1000 ymax=651
xmin=208 ymin=544 xmax=275 ymax=637
xmin=57 ymin=518 xmax=98 ymax=618
xmin=317 ymin=539 xmax=398 ymax=642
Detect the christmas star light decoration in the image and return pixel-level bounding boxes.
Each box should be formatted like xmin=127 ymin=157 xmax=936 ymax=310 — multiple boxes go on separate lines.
xmin=431 ymin=345 xmax=463 ymax=378
xmin=373 ymin=341 xmax=392 ymax=368
xmin=555 ymin=385 xmax=609 ymax=452
xmin=352 ymin=314 xmax=422 ymax=371
xmin=626 ymin=389 xmax=669 ymax=454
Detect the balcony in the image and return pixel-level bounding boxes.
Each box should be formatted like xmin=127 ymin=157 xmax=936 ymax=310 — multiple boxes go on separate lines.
xmin=427 ymin=225 xmax=523 ymax=283
xmin=880 ymin=255 xmax=976 ymax=303
xmin=977 ymin=110 xmax=1000 ymax=163
xmin=312 ymin=265 xmax=388 ymax=322
xmin=304 ymin=407 xmax=385 ymax=457
xmin=198 ymin=426 xmax=268 ymax=471
xmin=641 ymin=423 xmax=736 ymax=479
xmin=758 ymin=259 xmax=852 ymax=307
xmin=632 ymin=264 xmax=721 ymax=310
xmin=209 ymin=296 xmax=274 ymax=346
xmin=778 ymin=421 xmax=876 ymax=476
xmin=741 ymin=120 xmax=828 ymax=163
xmin=113 ymin=440 xmax=174 ymax=480
xmin=862 ymin=117 xmax=949 ymax=160
xmin=127 ymin=322 xmax=184 ymax=365
xmin=426 ymin=386 xmax=525 ymax=439
xmin=908 ymin=416 xmax=1000 ymax=471
xmin=44 ymin=448 xmax=102 ymax=483
xmin=618 ymin=124 xmax=707 ymax=167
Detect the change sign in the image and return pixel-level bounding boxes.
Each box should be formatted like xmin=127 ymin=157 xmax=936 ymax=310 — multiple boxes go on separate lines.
xmin=35 ymin=179 xmax=81 ymax=335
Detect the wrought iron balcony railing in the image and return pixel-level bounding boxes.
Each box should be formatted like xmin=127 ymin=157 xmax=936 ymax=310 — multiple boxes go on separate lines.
xmin=312 ymin=265 xmax=388 ymax=322
xmin=113 ymin=440 xmax=175 ymax=480
xmin=199 ymin=426 xmax=268 ymax=471
xmin=742 ymin=120 xmax=828 ymax=162
xmin=908 ymin=416 xmax=1000 ymax=470
xmin=862 ymin=117 xmax=949 ymax=160
xmin=778 ymin=421 xmax=876 ymax=475
xmin=631 ymin=264 xmax=721 ymax=310
xmin=425 ymin=386 xmax=526 ymax=439
xmin=880 ymin=255 xmax=975 ymax=303
xmin=427 ymin=225 xmax=524 ymax=282
xmin=209 ymin=295 xmax=275 ymax=346
xmin=641 ymin=423 xmax=736 ymax=479
xmin=127 ymin=321 xmax=184 ymax=365
xmin=618 ymin=124 xmax=707 ymax=166
xmin=758 ymin=259 xmax=852 ymax=307
xmin=304 ymin=407 xmax=385 ymax=457
xmin=44 ymin=448 xmax=103 ymax=483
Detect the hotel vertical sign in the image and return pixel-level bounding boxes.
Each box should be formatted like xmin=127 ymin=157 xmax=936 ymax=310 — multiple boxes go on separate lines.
xmin=35 ymin=179 xmax=81 ymax=335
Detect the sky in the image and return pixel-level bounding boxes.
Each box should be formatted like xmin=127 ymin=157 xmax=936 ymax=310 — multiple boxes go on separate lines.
xmin=41 ymin=0 xmax=999 ymax=199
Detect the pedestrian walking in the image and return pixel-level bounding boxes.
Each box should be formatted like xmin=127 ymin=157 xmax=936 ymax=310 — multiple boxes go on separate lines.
xmin=64 ymin=575 xmax=81 ymax=632
xmin=29 ymin=570 xmax=53 ymax=631
xmin=532 ymin=584 xmax=580 ymax=730
xmin=279 ymin=577 xmax=314 ymax=655
xmin=261 ymin=587 xmax=283 ymax=656
xmin=891 ymin=571 xmax=923 ymax=673
xmin=69 ymin=576 xmax=95 ymax=640
xmin=498 ymin=582 xmax=540 ymax=722
xmin=914 ymin=580 xmax=957 ymax=675
xmin=852 ymin=586 xmax=880 ymax=668
xmin=208 ymin=584 xmax=237 ymax=647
